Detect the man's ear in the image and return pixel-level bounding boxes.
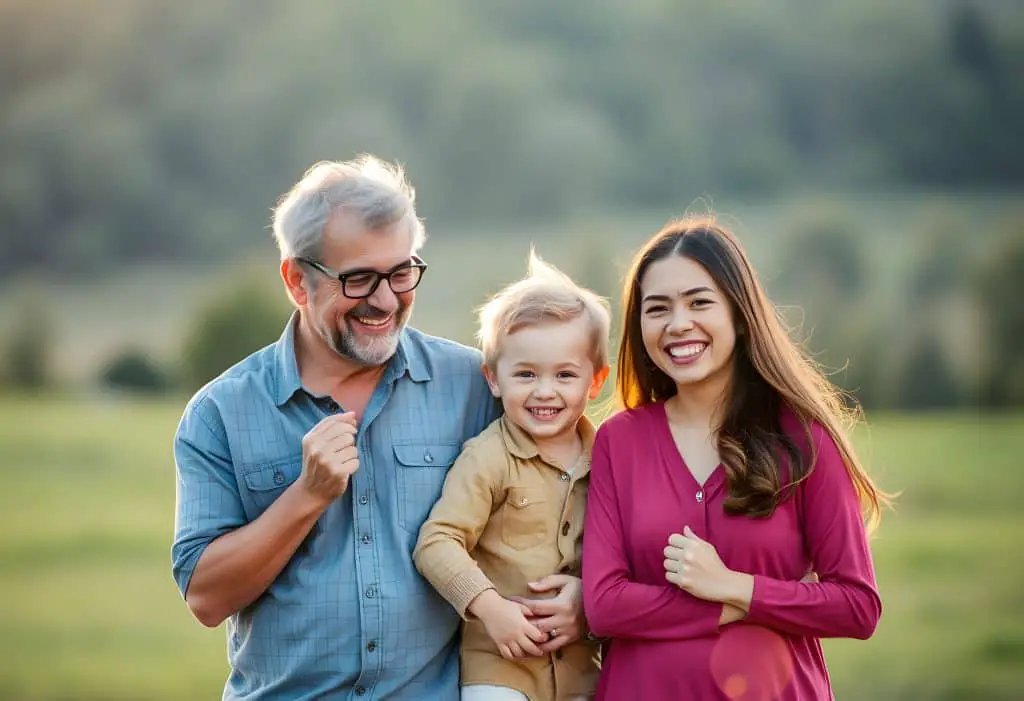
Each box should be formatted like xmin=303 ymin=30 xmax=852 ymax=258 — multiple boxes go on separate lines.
xmin=588 ymin=365 xmax=611 ymax=400
xmin=281 ymin=258 xmax=310 ymax=306
xmin=481 ymin=363 xmax=502 ymax=398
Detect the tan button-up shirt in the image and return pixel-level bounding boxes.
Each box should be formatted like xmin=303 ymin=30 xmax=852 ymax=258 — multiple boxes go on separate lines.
xmin=414 ymin=415 xmax=601 ymax=700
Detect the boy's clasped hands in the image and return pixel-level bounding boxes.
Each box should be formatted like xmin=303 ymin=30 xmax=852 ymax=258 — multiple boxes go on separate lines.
xmin=469 ymin=574 xmax=584 ymax=661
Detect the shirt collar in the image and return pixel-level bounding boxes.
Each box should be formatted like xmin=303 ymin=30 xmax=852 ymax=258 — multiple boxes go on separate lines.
xmin=272 ymin=311 xmax=304 ymax=406
xmin=499 ymin=412 xmax=597 ymax=474
xmin=273 ymin=312 xmax=431 ymax=407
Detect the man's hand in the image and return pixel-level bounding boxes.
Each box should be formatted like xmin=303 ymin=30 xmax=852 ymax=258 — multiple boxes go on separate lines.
xmin=297 ymin=412 xmax=359 ymax=505
xmin=468 ymin=589 xmax=548 ymax=660
xmin=513 ymin=574 xmax=585 ymax=653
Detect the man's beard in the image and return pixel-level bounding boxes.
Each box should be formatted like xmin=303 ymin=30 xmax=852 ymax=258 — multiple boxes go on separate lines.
xmin=321 ymin=299 xmax=411 ymax=367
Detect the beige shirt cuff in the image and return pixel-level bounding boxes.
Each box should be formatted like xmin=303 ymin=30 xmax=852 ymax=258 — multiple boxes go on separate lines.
xmin=446 ymin=568 xmax=497 ymax=619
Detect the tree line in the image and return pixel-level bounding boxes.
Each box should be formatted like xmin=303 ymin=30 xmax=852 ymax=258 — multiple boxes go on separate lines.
xmin=0 ymin=0 xmax=1021 ymax=277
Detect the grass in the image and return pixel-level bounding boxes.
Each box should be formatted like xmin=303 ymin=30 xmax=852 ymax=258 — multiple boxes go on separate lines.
xmin=0 ymin=397 xmax=1020 ymax=700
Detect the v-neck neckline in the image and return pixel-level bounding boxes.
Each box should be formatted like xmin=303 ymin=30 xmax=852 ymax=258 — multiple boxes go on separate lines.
xmin=651 ymin=401 xmax=726 ymax=496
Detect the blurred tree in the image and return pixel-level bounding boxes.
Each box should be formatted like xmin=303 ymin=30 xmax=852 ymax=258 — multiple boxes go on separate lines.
xmin=949 ymin=0 xmax=1001 ymax=86
xmin=972 ymin=226 xmax=1024 ymax=407
xmin=180 ymin=269 xmax=292 ymax=392
xmin=0 ymin=287 xmax=54 ymax=392
xmin=771 ymin=208 xmax=881 ymax=405
xmin=99 ymin=348 xmax=170 ymax=394
xmin=892 ymin=329 xmax=965 ymax=410
xmin=2 ymin=0 xmax=1022 ymax=278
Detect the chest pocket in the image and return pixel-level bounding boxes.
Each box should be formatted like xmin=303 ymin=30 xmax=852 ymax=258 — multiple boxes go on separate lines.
xmin=501 ymin=485 xmax=551 ymax=551
xmin=240 ymin=457 xmax=302 ymax=516
xmin=394 ymin=442 xmax=461 ymax=534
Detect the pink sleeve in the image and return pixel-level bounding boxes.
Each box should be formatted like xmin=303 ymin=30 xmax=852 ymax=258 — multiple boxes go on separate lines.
xmin=744 ymin=423 xmax=882 ymax=639
xmin=582 ymin=427 xmax=723 ymax=641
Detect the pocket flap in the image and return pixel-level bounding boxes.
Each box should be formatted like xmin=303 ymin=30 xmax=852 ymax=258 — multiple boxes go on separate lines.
xmin=242 ymin=460 xmax=301 ymax=492
xmin=507 ymin=485 xmax=547 ymax=509
xmin=393 ymin=443 xmax=460 ymax=467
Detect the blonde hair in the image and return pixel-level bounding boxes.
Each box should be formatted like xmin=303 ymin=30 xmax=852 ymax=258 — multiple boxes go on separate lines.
xmin=477 ymin=249 xmax=612 ymax=370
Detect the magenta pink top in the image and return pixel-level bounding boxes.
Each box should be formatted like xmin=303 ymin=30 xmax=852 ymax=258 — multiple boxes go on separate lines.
xmin=581 ymin=401 xmax=881 ymax=700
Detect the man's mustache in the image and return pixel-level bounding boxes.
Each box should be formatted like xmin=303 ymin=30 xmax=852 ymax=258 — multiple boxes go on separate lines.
xmin=348 ymin=301 xmax=400 ymax=319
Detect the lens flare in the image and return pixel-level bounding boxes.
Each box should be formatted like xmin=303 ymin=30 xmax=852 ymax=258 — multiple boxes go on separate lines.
xmin=710 ymin=625 xmax=794 ymax=701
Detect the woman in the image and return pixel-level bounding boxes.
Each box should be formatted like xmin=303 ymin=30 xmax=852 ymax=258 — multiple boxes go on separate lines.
xmin=581 ymin=216 xmax=890 ymax=700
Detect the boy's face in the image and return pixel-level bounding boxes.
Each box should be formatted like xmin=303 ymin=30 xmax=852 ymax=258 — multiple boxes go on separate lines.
xmin=484 ymin=315 xmax=609 ymax=447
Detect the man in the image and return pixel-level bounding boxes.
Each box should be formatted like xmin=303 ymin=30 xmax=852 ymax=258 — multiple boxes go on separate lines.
xmin=171 ymin=155 xmax=587 ymax=700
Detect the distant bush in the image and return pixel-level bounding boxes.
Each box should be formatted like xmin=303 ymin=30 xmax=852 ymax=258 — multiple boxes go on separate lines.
xmin=972 ymin=224 xmax=1024 ymax=407
xmin=98 ymin=349 xmax=170 ymax=394
xmin=0 ymin=289 xmax=55 ymax=392
xmin=180 ymin=269 xmax=292 ymax=392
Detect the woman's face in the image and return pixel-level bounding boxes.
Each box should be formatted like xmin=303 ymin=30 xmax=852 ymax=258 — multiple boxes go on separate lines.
xmin=638 ymin=254 xmax=738 ymax=393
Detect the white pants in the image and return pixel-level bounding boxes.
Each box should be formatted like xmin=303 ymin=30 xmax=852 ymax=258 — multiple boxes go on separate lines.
xmin=461 ymin=685 xmax=592 ymax=701
xmin=461 ymin=685 xmax=529 ymax=701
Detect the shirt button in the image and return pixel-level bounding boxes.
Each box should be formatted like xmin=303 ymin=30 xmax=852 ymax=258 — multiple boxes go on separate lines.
xmin=272 ymin=471 xmax=285 ymax=485
xmin=423 ymin=451 xmax=433 ymax=463
xmin=561 ymin=521 xmax=570 ymax=536
xmin=365 ymin=586 xmax=377 ymax=598
xmin=560 ymin=473 xmax=569 ymax=482
xmin=355 ymin=686 xmax=366 ymax=696
xmin=367 ymin=641 xmax=377 ymax=652
xmin=359 ymin=495 xmax=369 ymax=505
xmin=361 ymin=534 xmax=371 ymax=545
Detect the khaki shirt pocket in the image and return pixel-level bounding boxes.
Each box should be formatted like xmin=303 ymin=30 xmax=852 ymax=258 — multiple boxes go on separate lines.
xmin=501 ymin=485 xmax=550 ymax=550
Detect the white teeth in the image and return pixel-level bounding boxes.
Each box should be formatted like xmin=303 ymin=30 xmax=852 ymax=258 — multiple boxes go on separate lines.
xmin=357 ymin=316 xmax=391 ymax=327
xmin=530 ymin=408 xmax=560 ymax=417
xmin=668 ymin=344 xmax=706 ymax=358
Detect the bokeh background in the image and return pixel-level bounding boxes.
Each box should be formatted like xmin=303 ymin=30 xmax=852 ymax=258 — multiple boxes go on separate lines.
xmin=1 ymin=1 xmax=1022 ymax=699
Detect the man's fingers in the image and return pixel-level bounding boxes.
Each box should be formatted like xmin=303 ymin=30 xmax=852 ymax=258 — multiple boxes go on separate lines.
xmin=498 ymin=643 xmax=514 ymax=660
xmin=664 ymin=558 xmax=682 ymax=573
xmin=324 ymin=437 xmax=358 ymax=458
xmin=308 ymin=413 xmax=358 ymax=439
xmin=335 ymin=411 xmax=358 ymax=425
xmin=331 ymin=446 xmax=359 ymax=468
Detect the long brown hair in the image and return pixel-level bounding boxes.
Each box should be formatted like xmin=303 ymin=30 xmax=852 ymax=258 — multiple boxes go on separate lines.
xmin=616 ymin=215 xmax=891 ymax=529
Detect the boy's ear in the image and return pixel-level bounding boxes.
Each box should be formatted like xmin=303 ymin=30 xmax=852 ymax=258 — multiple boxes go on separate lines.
xmin=588 ymin=365 xmax=611 ymax=400
xmin=481 ymin=363 xmax=502 ymax=398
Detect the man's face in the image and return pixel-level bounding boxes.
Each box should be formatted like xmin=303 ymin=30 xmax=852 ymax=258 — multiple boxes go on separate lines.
xmin=304 ymin=209 xmax=419 ymax=367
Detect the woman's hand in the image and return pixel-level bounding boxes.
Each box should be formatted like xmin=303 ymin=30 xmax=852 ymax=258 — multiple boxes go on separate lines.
xmin=664 ymin=526 xmax=753 ymax=610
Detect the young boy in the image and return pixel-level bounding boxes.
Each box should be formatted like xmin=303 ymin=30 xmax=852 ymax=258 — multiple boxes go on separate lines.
xmin=414 ymin=252 xmax=611 ymax=701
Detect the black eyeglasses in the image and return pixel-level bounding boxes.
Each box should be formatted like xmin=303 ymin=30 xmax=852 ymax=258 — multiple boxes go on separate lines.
xmin=296 ymin=256 xmax=428 ymax=299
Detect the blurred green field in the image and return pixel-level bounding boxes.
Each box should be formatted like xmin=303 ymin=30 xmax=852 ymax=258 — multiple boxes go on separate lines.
xmin=0 ymin=397 xmax=1021 ymax=700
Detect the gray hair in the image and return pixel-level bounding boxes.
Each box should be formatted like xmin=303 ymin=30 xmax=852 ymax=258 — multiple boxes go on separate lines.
xmin=271 ymin=154 xmax=426 ymax=262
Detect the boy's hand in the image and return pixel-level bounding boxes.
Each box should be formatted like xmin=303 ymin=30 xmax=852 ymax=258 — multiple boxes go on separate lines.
xmin=468 ymin=589 xmax=547 ymax=660
xmin=513 ymin=574 xmax=585 ymax=652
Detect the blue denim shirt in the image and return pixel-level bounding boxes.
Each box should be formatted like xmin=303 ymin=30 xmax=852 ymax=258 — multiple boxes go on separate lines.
xmin=172 ymin=314 xmax=500 ymax=700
